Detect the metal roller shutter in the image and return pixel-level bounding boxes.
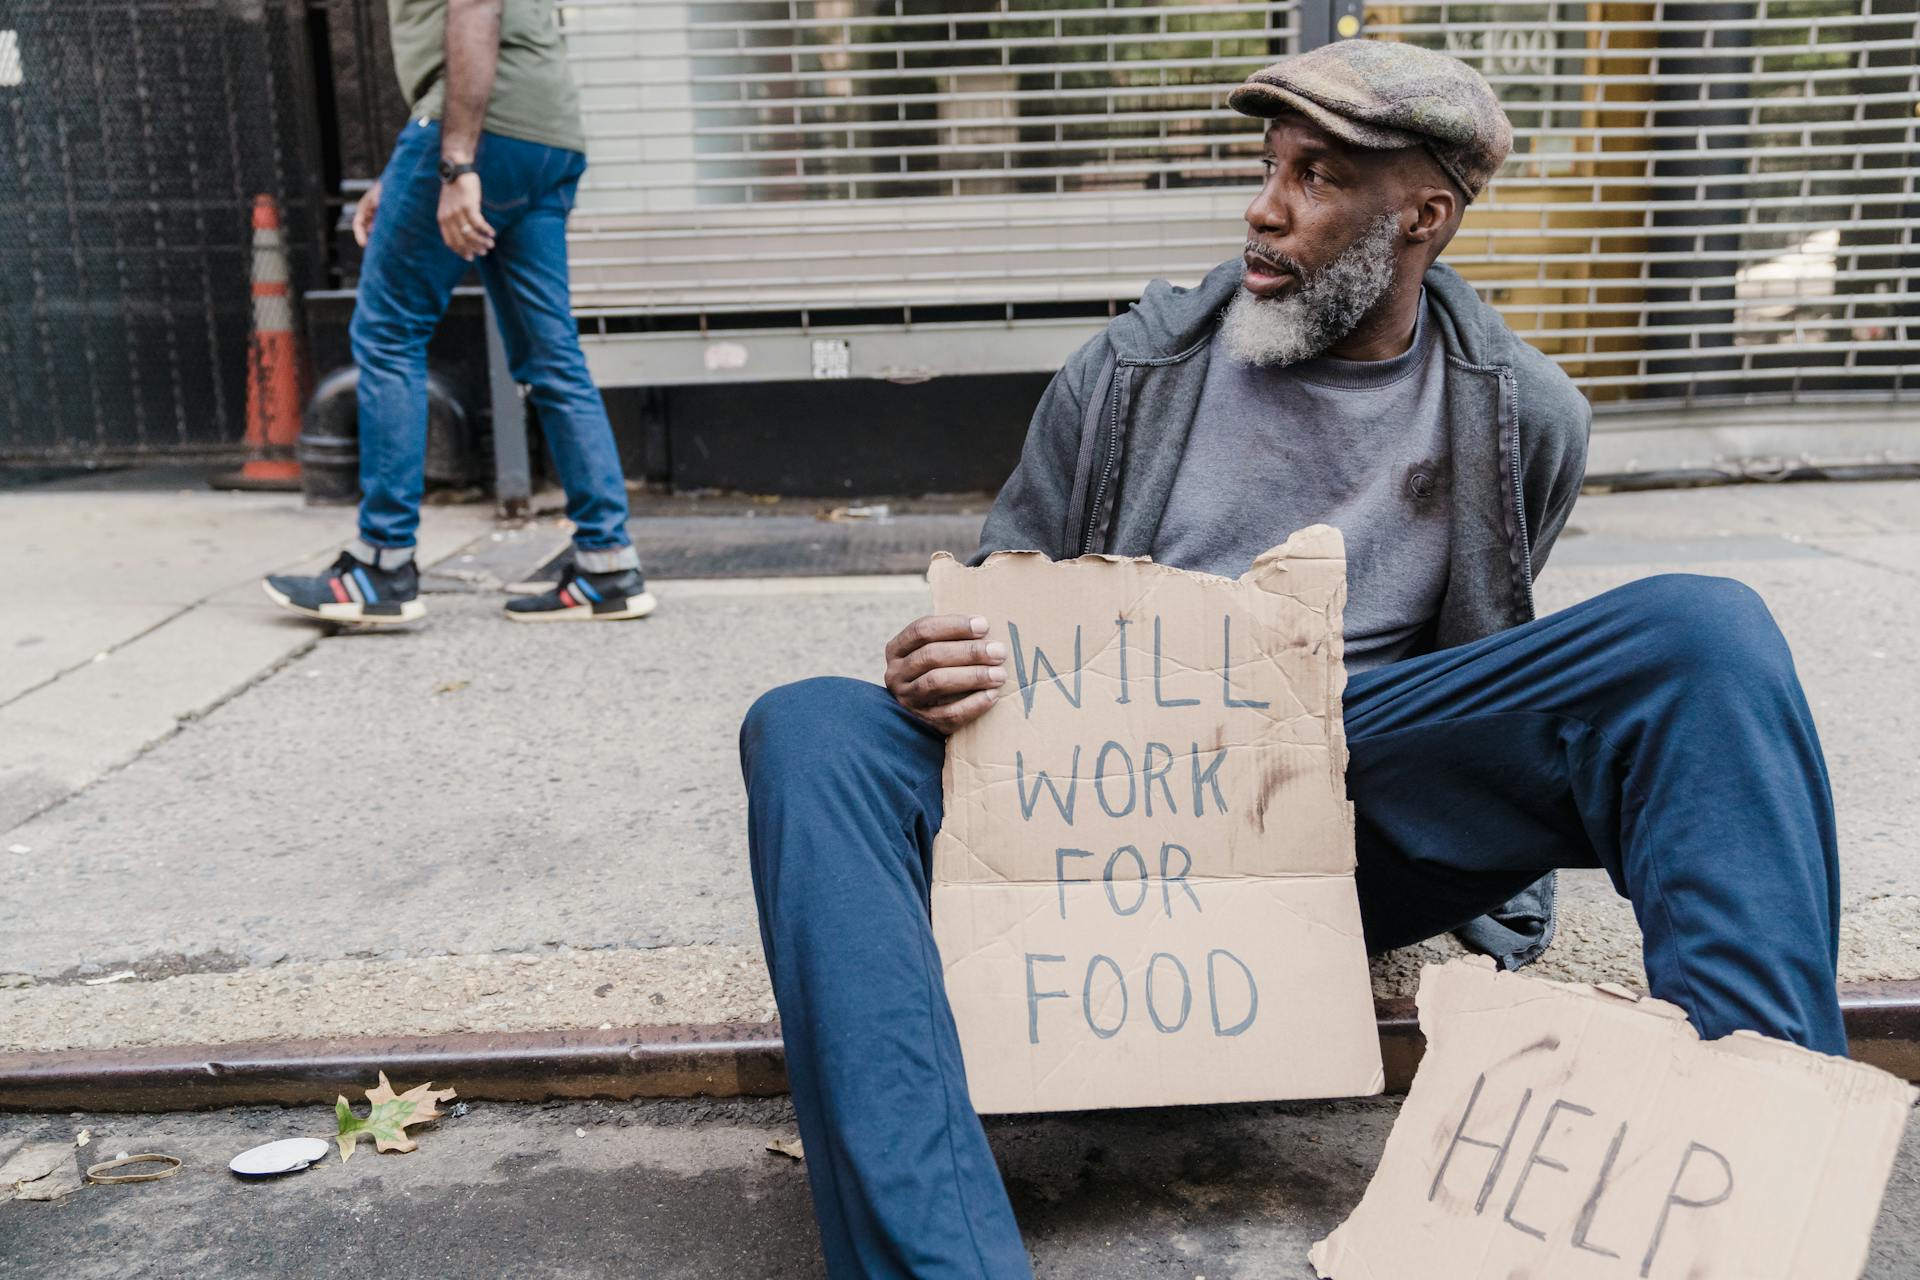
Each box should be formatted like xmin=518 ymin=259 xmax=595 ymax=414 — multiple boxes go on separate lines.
xmin=563 ymin=1 xmax=1919 ymax=435
xmin=1368 ymin=1 xmax=1920 ymax=415
xmin=564 ymin=0 xmax=1293 ymax=313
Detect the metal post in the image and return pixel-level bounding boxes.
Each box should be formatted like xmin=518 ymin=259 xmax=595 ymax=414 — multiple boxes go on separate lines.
xmin=1296 ymin=0 xmax=1365 ymax=53
xmin=1645 ymin=3 xmax=1757 ymax=402
xmin=485 ymin=293 xmax=532 ymax=518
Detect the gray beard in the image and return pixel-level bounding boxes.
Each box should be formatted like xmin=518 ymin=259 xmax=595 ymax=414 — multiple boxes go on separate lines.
xmin=1220 ymin=210 xmax=1405 ymax=368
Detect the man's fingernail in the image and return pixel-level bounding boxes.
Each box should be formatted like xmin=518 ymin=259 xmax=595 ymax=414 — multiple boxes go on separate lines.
xmin=970 ymin=616 xmax=988 ymax=635
xmin=985 ymin=642 xmax=1007 ymax=662
xmin=988 ymin=668 xmax=1006 ymax=684
xmin=984 ymin=687 xmax=999 ymax=702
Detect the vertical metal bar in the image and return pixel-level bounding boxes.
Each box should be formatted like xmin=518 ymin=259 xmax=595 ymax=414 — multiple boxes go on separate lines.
xmin=272 ymin=0 xmax=332 ymax=294
xmin=126 ymin=6 xmax=191 ymax=446
xmin=1297 ymin=0 xmax=1358 ymax=53
xmin=1298 ymin=0 xmax=1364 ymax=55
xmin=0 ymin=81 xmax=31 ymax=447
xmin=1864 ymin=0 xmax=1919 ymax=401
xmin=7 ymin=50 xmax=64 ymax=452
xmin=1645 ymin=0 xmax=1757 ymax=405
xmin=1297 ymin=0 xmax=1329 ymax=52
xmin=180 ymin=13 xmax=232 ymax=444
xmin=84 ymin=2 xmax=149 ymax=452
xmin=1901 ymin=51 xmax=1919 ymax=396
xmin=51 ymin=50 xmax=106 ymax=453
xmin=486 ymin=294 xmax=532 ymax=519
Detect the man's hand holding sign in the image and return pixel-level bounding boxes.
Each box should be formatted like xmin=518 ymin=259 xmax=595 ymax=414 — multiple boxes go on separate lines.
xmin=883 ymin=614 xmax=1007 ymax=734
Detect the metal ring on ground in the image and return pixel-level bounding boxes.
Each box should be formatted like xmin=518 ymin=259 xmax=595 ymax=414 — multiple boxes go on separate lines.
xmin=85 ymin=1153 xmax=182 ymax=1184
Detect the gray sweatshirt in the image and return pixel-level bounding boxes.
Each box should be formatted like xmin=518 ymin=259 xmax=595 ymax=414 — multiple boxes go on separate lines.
xmin=971 ymin=257 xmax=1593 ymax=970
xmin=1151 ymin=286 xmax=1452 ymax=672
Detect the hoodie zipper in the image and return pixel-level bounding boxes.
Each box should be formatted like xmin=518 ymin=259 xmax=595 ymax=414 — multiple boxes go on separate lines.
xmin=1503 ymin=365 xmax=1554 ymax=964
xmin=1504 ymin=370 xmax=1537 ymax=621
xmin=1080 ymin=367 xmax=1126 ymax=555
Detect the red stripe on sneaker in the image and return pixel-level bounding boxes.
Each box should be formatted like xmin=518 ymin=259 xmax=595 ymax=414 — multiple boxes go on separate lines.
xmin=557 ymin=587 xmax=574 ymax=608
xmin=330 ymin=577 xmax=351 ymax=604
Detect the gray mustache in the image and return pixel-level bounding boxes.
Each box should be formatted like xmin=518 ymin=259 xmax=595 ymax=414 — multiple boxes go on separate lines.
xmin=1243 ymin=240 xmax=1304 ymax=278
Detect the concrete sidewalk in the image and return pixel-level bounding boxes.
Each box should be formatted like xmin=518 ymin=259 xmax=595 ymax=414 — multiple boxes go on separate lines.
xmin=0 ymin=471 xmax=493 ymax=833
xmin=1 ymin=479 xmax=1917 ymax=1053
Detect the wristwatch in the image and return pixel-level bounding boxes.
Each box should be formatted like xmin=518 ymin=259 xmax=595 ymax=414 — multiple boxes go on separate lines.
xmin=438 ymin=159 xmax=478 ymax=184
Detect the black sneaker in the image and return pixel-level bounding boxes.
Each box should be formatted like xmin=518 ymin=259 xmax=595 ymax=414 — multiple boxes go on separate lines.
xmin=262 ymin=552 xmax=425 ymax=626
xmin=504 ymin=565 xmax=656 ymax=623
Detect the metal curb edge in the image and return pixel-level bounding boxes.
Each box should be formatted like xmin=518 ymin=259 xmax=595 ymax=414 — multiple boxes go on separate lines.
xmin=1378 ymin=981 xmax=1920 ymax=1093
xmin=0 ymin=1023 xmax=788 ymax=1114
xmin=5 ymin=986 xmax=1917 ymax=1113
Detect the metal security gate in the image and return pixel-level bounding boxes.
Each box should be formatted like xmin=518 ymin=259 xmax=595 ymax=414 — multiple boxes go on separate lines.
xmin=565 ymin=0 xmax=1920 ymax=428
xmin=565 ymin=0 xmax=1296 ymax=309
xmin=1374 ymin=0 xmax=1920 ymax=412
xmin=0 ymin=0 xmax=326 ymax=465
xmin=8 ymin=1 xmax=1915 ymax=468
xmin=565 ymin=0 xmax=1300 ymax=383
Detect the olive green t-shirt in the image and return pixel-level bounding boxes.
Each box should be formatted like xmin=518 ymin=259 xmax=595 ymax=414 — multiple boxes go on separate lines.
xmin=387 ymin=0 xmax=586 ymax=154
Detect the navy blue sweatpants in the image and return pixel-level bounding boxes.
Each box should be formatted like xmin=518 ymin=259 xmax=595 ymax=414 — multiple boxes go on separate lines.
xmin=741 ymin=574 xmax=1844 ymax=1279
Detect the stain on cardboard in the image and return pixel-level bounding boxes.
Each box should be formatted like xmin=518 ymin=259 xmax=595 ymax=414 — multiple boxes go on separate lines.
xmin=1252 ymin=754 xmax=1306 ymax=835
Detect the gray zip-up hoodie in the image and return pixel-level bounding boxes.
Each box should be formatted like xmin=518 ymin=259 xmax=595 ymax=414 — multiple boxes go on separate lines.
xmin=972 ymin=256 xmax=1593 ymax=969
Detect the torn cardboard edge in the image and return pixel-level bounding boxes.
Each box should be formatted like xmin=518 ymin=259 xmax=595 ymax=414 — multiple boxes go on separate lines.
xmin=1310 ymin=958 xmax=1917 ymax=1280
xmin=929 ymin=528 xmax=1382 ymax=1114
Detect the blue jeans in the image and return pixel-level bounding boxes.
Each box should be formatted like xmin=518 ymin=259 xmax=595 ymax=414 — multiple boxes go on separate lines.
xmin=351 ymin=120 xmax=631 ymax=552
xmin=740 ymin=574 xmax=1844 ymax=1279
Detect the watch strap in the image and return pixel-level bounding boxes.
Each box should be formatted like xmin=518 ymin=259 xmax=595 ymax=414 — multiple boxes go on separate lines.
xmin=438 ymin=160 xmax=478 ymax=184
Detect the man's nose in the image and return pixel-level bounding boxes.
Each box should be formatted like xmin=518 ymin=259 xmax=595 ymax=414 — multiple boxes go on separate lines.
xmin=1244 ymin=180 xmax=1287 ymax=236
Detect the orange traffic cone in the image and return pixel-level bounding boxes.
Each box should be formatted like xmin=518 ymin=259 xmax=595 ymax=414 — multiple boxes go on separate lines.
xmin=211 ymin=194 xmax=307 ymax=491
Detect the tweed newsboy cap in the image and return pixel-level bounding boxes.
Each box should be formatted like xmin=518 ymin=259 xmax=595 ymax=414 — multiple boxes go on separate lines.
xmin=1227 ymin=39 xmax=1513 ymax=203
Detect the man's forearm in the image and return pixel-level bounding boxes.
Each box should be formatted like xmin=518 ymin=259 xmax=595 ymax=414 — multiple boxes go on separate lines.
xmin=441 ymin=0 xmax=502 ymax=163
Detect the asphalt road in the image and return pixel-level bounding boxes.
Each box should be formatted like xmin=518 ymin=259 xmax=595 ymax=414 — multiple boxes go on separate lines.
xmin=4 ymin=1096 xmax=1917 ymax=1278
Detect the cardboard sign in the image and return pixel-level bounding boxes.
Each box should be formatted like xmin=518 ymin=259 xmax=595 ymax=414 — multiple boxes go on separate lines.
xmin=928 ymin=526 xmax=1384 ymax=1114
xmin=1311 ymin=959 xmax=1917 ymax=1280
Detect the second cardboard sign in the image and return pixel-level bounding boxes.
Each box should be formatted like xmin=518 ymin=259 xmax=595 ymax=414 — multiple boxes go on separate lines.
xmin=1312 ymin=958 xmax=1916 ymax=1280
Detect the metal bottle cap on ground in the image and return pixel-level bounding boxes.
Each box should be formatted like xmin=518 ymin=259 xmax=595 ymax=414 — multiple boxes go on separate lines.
xmin=229 ymin=1137 xmax=330 ymax=1177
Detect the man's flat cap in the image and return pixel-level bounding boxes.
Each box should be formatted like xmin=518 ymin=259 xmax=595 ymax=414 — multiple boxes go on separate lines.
xmin=1228 ymin=39 xmax=1513 ymax=204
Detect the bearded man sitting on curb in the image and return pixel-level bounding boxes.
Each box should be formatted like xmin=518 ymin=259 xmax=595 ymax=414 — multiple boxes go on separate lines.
xmin=740 ymin=39 xmax=1844 ymax=1279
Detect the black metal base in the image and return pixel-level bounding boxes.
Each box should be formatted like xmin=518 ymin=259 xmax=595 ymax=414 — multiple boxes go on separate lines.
xmin=206 ymin=467 xmax=302 ymax=493
xmin=606 ymin=373 xmax=1047 ymax=497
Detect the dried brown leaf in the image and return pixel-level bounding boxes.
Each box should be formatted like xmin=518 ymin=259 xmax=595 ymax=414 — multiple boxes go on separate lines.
xmin=334 ymin=1072 xmax=458 ymax=1162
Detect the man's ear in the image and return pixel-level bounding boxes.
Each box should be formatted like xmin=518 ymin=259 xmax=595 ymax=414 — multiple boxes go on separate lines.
xmin=1404 ymin=185 xmax=1457 ymax=246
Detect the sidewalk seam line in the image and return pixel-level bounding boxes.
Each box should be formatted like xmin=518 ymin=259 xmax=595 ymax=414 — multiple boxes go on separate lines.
xmin=0 ymin=527 xmax=360 ymax=714
xmin=1 ymin=526 xmax=486 ymax=832
xmin=2 ymin=633 xmax=322 ymax=835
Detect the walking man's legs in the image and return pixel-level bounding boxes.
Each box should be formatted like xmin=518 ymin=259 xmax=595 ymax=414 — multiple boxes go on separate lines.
xmin=741 ymin=574 xmax=1845 ymax=1276
xmin=261 ymin=119 xmax=466 ymax=625
xmin=474 ymin=145 xmax=636 ymax=570
xmin=351 ymin=120 xmax=476 ymax=560
xmin=470 ymin=134 xmax=652 ymax=621
xmin=268 ymin=121 xmax=650 ymax=625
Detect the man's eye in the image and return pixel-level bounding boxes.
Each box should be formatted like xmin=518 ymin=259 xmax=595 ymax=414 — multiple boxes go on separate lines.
xmin=1302 ymin=168 xmax=1321 ymax=183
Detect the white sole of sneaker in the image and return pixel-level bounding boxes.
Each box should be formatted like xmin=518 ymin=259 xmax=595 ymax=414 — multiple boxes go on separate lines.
xmin=261 ymin=581 xmax=427 ymax=626
xmin=504 ymin=591 xmax=659 ymax=624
